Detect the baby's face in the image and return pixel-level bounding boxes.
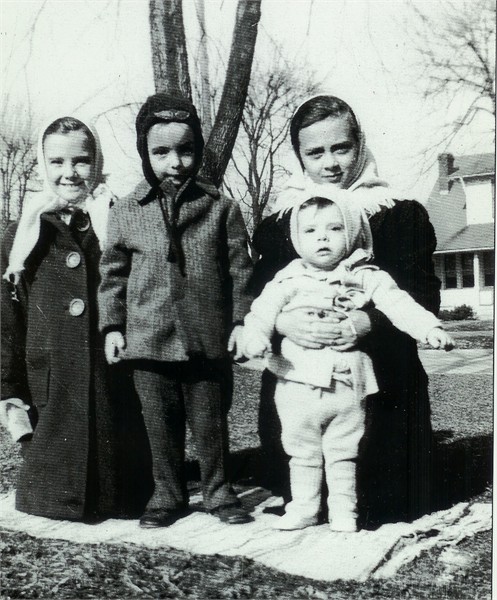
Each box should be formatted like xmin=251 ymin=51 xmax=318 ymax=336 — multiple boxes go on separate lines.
xmin=147 ymin=122 xmax=196 ymax=188
xmin=297 ymin=204 xmax=347 ymax=270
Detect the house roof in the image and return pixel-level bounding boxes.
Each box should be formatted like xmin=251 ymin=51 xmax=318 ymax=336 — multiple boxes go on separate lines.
xmin=449 ymin=154 xmax=495 ymax=179
xmin=425 ymin=152 xmax=495 ymax=251
xmin=434 ymin=223 xmax=495 ymax=253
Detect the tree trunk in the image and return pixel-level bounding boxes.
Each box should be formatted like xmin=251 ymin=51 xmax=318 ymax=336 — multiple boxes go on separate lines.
xmin=195 ymin=0 xmax=213 ymax=138
xmin=201 ymin=0 xmax=262 ymax=187
xmin=149 ymin=0 xmax=192 ymax=98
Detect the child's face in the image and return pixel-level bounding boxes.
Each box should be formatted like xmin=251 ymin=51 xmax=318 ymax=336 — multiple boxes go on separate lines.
xmin=44 ymin=131 xmax=95 ymax=204
xmin=298 ymin=115 xmax=359 ymax=188
xmin=298 ymin=203 xmax=347 ymax=270
xmin=147 ymin=122 xmax=196 ymax=188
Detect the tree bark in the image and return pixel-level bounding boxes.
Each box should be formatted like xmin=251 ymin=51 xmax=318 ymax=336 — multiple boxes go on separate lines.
xmin=201 ymin=0 xmax=262 ymax=187
xmin=194 ymin=0 xmax=213 ymax=138
xmin=149 ymin=0 xmax=192 ymax=98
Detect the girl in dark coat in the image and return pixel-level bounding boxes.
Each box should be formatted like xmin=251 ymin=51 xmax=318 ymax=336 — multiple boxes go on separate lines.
xmin=251 ymin=95 xmax=441 ymax=526
xmin=1 ymin=116 xmax=152 ymax=521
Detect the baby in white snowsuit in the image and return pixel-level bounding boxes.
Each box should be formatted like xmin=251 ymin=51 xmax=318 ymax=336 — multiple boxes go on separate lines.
xmin=241 ymin=196 xmax=454 ymax=532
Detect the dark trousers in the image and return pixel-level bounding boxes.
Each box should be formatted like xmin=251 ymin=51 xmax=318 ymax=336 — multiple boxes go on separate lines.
xmin=133 ymin=358 xmax=239 ymax=512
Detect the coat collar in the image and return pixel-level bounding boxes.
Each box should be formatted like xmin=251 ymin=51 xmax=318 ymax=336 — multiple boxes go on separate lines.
xmin=134 ymin=176 xmax=220 ymax=207
xmin=40 ymin=212 xmax=98 ymax=252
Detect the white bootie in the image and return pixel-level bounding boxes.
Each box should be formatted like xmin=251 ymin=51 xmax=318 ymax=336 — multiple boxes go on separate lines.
xmin=329 ymin=514 xmax=357 ymax=532
xmin=273 ymin=513 xmax=318 ymax=530
xmin=280 ymin=462 xmax=323 ymax=529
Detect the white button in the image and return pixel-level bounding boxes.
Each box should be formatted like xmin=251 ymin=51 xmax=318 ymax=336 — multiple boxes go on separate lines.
xmin=69 ymin=298 xmax=85 ymax=317
xmin=66 ymin=252 xmax=81 ymax=268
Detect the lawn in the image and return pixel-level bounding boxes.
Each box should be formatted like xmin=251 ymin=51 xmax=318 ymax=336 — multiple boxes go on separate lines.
xmin=425 ymin=318 xmax=494 ymax=349
xmin=0 ymin=360 xmax=492 ymax=599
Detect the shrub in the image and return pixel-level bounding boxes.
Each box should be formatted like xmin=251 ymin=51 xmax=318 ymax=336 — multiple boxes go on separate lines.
xmin=439 ymin=304 xmax=476 ymax=321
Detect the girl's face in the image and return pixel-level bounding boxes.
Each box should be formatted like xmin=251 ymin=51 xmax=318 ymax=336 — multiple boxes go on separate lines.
xmin=147 ymin=122 xmax=196 ymax=188
xmin=298 ymin=115 xmax=359 ymax=188
xmin=44 ymin=131 xmax=95 ymax=204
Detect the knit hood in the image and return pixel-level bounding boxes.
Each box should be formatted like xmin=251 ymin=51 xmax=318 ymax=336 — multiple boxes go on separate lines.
xmin=290 ymin=193 xmax=374 ymax=265
xmin=135 ymin=93 xmax=204 ymax=187
xmin=3 ymin=116 xmax=112 ymax=284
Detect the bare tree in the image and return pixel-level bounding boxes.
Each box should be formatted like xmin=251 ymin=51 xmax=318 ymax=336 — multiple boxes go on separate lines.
xmin=224 ymin=48 xmax=318 ymax=234
xmin=149 ymin=0 xmax=262 ymax=187
xmin=193 ymin=0 xmax=213 ymax=138
xmin=149 ymin=0 xmax=192 ymax=98
xmin=406 ymin=0 xmax=495 ymax=166
xmin=0 ymin=105 xmax=38 ymax=222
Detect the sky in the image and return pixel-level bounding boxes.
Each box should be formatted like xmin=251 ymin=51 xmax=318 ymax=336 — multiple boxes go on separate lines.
xmin=1 ymin=0 xmax=495 ymax=201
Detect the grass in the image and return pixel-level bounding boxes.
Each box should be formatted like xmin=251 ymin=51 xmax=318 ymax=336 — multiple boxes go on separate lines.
xmin=0 ymin=361 xmax=493 ymax=599
xmin=419 ymin=318 xmax=494 ymax=349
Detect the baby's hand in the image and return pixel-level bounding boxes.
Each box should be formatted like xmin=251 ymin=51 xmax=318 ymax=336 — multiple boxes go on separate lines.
xmin=243 ymin=331 xmax=272 ymax=359
xmin=426 ymin=327 xmax=455 ymax=351
xmin=105 ymin=331 xmax=126 ymax=363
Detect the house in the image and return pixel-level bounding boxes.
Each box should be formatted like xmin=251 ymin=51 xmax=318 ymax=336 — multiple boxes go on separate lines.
xmin=425 ymin=152 xmax=495 ymax=318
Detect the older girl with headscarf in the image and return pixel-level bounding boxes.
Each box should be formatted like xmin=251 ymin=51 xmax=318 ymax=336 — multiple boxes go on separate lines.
xmin=1 ymin=116 xmax=152 ymax=521
xmin=250 ymin=95 xmax=441 ymax=526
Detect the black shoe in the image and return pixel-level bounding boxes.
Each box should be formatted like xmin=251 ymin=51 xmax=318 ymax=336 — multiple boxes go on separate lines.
xmin=139 ymin=507 xmax=189 ymax=528
xmin=210 ymin=504 xmax=253 ymax=524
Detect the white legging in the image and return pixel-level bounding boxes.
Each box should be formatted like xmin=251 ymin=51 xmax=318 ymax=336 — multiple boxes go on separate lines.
xmin=274 ymin=378 xmax=365 ymax=520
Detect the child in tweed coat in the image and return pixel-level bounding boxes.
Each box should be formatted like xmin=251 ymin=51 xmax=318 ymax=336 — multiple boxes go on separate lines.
xmin=98 ymin=93 xmax=253 ymax=528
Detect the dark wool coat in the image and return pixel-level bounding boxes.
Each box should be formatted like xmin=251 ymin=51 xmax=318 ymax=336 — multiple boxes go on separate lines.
xmin=98 ymin=178 xmax=253 ymax=361
xmin=251 ymin=200 xmax=442 ymax=524
xmin=1 ymin=216 xmax=152 ymax=520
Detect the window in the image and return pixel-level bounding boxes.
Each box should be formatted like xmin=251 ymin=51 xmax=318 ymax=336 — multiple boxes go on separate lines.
xmin=482 ymin=251 xmax=494 ymax=287
xmin=460 ymin=253 xmax=474 ymax=288
xmin=444 ymin=255 xmax=457 ymax=289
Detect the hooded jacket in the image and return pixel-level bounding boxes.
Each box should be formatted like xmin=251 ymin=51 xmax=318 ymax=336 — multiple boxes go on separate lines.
xmin=244 ymin=196 xmax=441 ymax=395
xmin=98 ymin=94 xmax=253 ymax=361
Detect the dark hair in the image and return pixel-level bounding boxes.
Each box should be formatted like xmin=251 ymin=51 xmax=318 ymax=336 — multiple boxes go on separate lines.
xmin=290 ymin=96 xmax=360 ymax=165
xmin=299 ymin=196 xmax=335 ymax=212
xmin=42 ymin=117 xmax=96 ymax=157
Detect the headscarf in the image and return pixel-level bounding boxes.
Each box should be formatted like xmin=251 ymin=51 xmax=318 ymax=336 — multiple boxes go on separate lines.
xmin=135 ymin=93 xmax=204 ymax=187
xmin=273 ymin=95 xmax=396 ymax=218
xmin=3 ymin=116 xmax=113 ymax=285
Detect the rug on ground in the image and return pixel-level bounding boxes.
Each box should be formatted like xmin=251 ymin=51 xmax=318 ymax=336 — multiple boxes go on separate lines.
xmin=0 ymin=489 xmax=490 ymax=582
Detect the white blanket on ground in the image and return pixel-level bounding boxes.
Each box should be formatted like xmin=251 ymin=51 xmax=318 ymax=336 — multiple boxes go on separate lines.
xmin=0 ymin=489 xmax=490 ymax=582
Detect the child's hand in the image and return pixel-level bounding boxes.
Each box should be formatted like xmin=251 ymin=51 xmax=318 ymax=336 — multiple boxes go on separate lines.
xmin=227 ymin=325 xmax=245 ymax=361
xmin=0 ymin=398 xmax=32 ymax=442
xmin=426 ymin=327 xmax=455 ymax=351
xmin=105 ymin=331 xmax=126 ymax=363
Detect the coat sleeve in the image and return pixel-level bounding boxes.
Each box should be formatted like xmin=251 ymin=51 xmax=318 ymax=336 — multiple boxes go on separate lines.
xmin=361 ymin=268 xmax=442 ymax=343
xmin=1 ymin=225 xmax=31 ymax=403
xmin=365 ymin=200 xmax=441 ymax=348
xmin=225 ymin=200 xmax=255 ymax=325
xmin=98 ymin=203 xmax=131 ymax=333
xmin=244 ymin=277 xmax=296 ymax=340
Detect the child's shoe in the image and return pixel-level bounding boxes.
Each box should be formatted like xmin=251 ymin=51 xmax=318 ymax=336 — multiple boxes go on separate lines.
xmin=210 ymin=504 xmax=253 ymax=524
xmin=273 ymin=513 xmax=318 ymax=530
xmin=329 ymin=514 xmax=357 ymax=532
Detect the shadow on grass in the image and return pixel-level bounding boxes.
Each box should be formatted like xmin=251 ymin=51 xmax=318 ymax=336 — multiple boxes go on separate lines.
xmin=431 ymin=431 xmax=493 ymax=511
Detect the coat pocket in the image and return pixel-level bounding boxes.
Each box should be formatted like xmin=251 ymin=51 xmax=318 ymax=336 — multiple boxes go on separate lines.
xmin=26 ymin=357 xmax=50 ymax=408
